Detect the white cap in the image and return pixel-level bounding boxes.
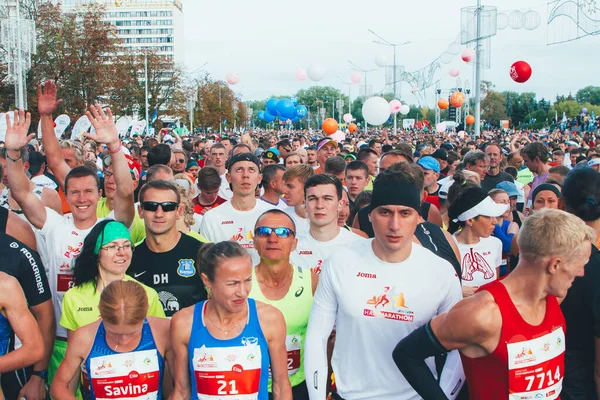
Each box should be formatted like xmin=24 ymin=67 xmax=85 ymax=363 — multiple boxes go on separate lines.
xmin=453 ymin=196 xmax=509 ymax=222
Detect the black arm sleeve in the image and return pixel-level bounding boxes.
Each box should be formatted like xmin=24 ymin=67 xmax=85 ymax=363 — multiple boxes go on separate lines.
xmin=392 ymin=322 xmax=450 ymax=400
xmin=17 ymin=245 xmax=52 ymax=306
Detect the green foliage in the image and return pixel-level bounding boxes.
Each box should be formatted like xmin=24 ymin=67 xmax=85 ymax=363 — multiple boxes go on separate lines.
xmin=576 ymin=86 xmax=600 ymax=106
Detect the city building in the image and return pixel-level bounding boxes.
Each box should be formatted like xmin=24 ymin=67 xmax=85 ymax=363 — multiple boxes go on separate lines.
xmin=58 ymin=0 xmax=184 ymax=64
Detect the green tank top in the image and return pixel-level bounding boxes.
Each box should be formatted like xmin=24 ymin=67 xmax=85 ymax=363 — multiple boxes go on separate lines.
xmin=250 ymin=265 xmax=313 ymax=390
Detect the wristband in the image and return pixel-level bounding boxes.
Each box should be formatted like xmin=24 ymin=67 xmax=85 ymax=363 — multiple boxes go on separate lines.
xmin=31 ymin=369 xmax=48 ymax=382
xmin=108 ymin=143 xmax=122 ymax=154
xmin=6 ymin=150 xmax=22 ymax=162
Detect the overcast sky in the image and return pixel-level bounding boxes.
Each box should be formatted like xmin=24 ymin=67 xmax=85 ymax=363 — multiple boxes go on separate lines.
xmin=182 ymin=0 xmax=599 ymax=107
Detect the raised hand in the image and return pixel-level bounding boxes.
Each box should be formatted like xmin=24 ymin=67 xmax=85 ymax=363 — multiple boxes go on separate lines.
xmin=4 ymin=110 xmax=33 ymax=151
xmin=38 ymin=80 xmax=63 ymax=116
xmin=84 ymin=104 xmax=119 ymax=149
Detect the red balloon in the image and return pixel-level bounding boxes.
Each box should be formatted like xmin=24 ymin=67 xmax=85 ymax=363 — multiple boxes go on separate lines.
xmin=510 ymin=61 xmax=532 ymax=83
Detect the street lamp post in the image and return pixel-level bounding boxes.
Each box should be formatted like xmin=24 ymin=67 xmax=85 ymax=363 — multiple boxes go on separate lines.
xmin=369 ymin=29 xmax=411 ymax=135
xmin=144 ymin=54 xmax=150 ymax=136
xmin=348 ymin=60 xmax=375 ymax=133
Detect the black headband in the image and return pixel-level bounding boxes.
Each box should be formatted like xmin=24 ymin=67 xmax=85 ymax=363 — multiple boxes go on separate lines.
xmin=532 ymin=183 xmax=561 ymax=202
xmin=370 ymin=180 xmax=421 ymax=215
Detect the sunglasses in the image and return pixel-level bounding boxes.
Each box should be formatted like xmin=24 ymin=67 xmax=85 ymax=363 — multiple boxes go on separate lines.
xmin=141 ymin=201 xmax=178 ymax=212
xmin=254 ymin=226 xmax=295 ymax=238
xmin=176 ymin=158 xmax=186 ymax=163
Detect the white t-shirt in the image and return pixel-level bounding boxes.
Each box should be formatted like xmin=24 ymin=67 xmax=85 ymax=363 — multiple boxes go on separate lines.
xmin=218 ymin=173 xmax=233 ymax=201
xmin=284 ymin=206 xmax=309 ymax=235
xmin=199 ymin=200 xmax=275 ymax=261
xmin=290 ymin=227 xmax=367 ymax=274
xmin=259 ymin=197 xmax=287 ymax=211
xmin=32 ymin=174 xmax=58 ymax=190
xmin=452 ymin=235 xmax=502 ymax=287
xmin=515 ymin=180 xmax=525 ymax=204
xmin=37 ymin=208 xmax=101 ymax=338
xmin=305 ymin=240 xmax=462 ymax=400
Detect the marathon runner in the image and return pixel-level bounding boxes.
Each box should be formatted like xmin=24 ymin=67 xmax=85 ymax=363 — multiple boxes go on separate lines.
xmin=51 ymin=280 xmax=173 ymax=400
xmin=291 ymin=174 xmax=366 ymax=275
xmin=170 ymin=241 xmax=291 ymax=400
xmin=448 ymin=187 xmax=507 ymax=297
xmin=61 ymin=220 xmax=165 ymax=335
xmin=4 ymin=105 xmax=135 ymax=386
xmin=129 ymin=180 xmax=206 ymax=317
xmin=304 ymin=170 xmax=464 ymax=400
xmin=200 ymin=153 xmax=275 ymax=261
xmin=251 ymin=209 xmax=317 ymax=399
xmin=559 ymin=168 xmax=600 ymax=399
xmin=0 ymin=272 xmax=45 ymax=400
xmin=283 ymin=165 xmax=315 ymax=235
xmin=393 ymin=209 xmax=595 ymax=400
xmin=208 ymin=143 xmax=232 ymax=200
xmin=0 ymin=232 xmax=53 ymax=400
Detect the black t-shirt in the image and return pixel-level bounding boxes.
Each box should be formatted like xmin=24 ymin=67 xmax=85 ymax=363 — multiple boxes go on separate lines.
xmin=414 ymin=222 xmax=461 ymax=281
xmin=0 ymin=207 xmax=7 ymax=233
xmin=128 ymin=233 xmax=207 ymax=317
xmin=481 ymin=171 xmax=514 ymax=193
xmin=560 ymin=244 xmax=600 ymax=400
xmin=0 ymin=233 xmax=51 ymax=307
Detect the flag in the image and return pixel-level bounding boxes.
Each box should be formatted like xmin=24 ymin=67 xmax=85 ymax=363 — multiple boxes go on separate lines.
xmin=151 ymin=108 xmax=158 ymax=123
xmin=555 ymin=110 xmax=558 ymax=122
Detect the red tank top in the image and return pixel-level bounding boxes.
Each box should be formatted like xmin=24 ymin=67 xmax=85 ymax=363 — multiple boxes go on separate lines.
xmin=461 ymin=280 xmax=565 ymax=400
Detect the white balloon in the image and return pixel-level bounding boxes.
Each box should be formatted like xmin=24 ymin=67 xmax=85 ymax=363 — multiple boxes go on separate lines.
xmin=375 ymin=55 xmax=388 ymax=68
xmin=399 ymin=105 xmax=410 ymax=115
xmin=508 ymin=10 xmax=524 ymax=29
xmin=497 ymin=12 xmax=508 ymax=30
xmin=362 ymin=97 xmax=391 ymax=126
xmin=447 ymin=42 xmax=461 ymax=55
xmin=523 ymin=10 xmax=541 ymax=30
xmin=307 ymin=64 xmax=326 ymax=82
xmin=436 ymin=122 xmax=447 ymax=133
xmin=439 ymin=52 xmax=454 ymax=64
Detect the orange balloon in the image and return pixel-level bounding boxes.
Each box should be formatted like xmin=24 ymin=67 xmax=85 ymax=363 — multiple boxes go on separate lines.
xmin=322 ymin=118 xmax=338 ymax=135
xmin=450 ymin=91 xmax=465 ymax=108
xmin=437 ymin=98 xmax=449 ymax=110
xmin=466 ymin=115 xmax=475 ymax=125
xmin=348 ymin=123 xmax=358 ymax=133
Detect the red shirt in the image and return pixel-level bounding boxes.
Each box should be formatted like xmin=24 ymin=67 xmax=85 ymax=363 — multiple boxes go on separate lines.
xmin=461 ymin=280 xmax=565 ymax=400
xmin=192 ymin=195 xmax=227 ymax=215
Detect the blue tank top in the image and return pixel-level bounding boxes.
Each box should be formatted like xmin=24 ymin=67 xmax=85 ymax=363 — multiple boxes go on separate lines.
xmin=0 ymin=313 xmax=12 ymax=356
xmin=82 ymin=319 xmax=164 ymax=400
xmin=188 ymin=299 xmax=270 ymax=400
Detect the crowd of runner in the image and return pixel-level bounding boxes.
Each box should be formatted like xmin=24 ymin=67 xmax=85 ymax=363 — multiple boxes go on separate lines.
xmin=0 ymin=80 xmax=598 ymax=400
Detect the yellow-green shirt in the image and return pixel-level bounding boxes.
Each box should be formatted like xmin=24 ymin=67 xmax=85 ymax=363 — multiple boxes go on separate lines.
xmin=97 ymin=197 xmax=147 ymax=244
xmin=365 ymin=175 xmax=376 ymax=191
xmin=185 ymin=229 xmax=209 ymax=243
xmin=60 ymin=275 xmax=165 ymax=332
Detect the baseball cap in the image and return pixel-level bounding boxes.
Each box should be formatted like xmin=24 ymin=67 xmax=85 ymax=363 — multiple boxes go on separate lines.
xmin=229 ymin=152 xmax=261 ymax=169
xmin=101 ymin=153 xmax=141 ymax=180
xmin=262 ymin=150 xmax=280 ymax=164
xmin=163 ymin=134 xmax=174 ymax=143
xmin=496 ymin=181 xmax=519 ymax=198
xmin=431 ymin=149 xmax=448 ymax=161
xmin=317 ymin=137 xmax=338 ymax=151
xmin=28 ymin=151 xmax=46 ymax=175
xmin=589 ymin=158 xmax=600 ymax=168
xmin=417 ymin=156 xmax=440 ymax=173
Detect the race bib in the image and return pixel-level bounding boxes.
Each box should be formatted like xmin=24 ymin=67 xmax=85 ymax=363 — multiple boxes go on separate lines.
xmin=89 ymin=349 xmax=161 ymax=400
xmin=285 ymin=334 xmax=301 ymax=376
xmin=193 ymin=344 xmax=262 ymax=399
xmin=507 ymin=327 xmax=565 ymax=400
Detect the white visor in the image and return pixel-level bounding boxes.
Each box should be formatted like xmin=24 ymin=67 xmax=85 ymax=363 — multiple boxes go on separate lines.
xmin=453 ymin=196 xmax=509 ymax=223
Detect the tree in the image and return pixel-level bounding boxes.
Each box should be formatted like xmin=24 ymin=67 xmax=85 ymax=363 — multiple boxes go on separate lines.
xmin=193 ymin=75 xmax=238 ymax=132
xmin=576 ymin=86 xmax=600 ymax=106
xmin=481 ymin=91 xmax=508 ymax=126
xmin=295 ymin=86 xmax=348 ymax=123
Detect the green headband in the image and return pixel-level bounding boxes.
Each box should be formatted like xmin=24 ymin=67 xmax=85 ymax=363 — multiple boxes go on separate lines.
xmin=94 ymin=221 xmax=132 ymax=255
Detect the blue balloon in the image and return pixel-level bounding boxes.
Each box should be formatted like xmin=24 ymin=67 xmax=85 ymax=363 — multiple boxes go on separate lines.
xmin=276 ymin=99 xmax=296 ymax=120
xmin=291 ymin=97 xmax=299 ymax=106
xmin=263 ymin=112 xmax=276 ymax=123
xmin=295 ymin=105 xmax=308 ymax=119
xmin=291 ymin=116 xmax=299 ymax=123
xmin=257 ymin=110 xmax=265 ymax=121
xmin=266 ymin=98 xmax=279 ymax=115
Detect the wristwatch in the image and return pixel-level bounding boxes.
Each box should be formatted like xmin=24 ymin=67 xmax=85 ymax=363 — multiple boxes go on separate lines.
xmin=31 ymin=369 xmax=48 ymax=382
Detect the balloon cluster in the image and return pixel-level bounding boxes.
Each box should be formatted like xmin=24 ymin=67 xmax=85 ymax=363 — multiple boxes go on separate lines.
xmin=258 ymin=97 xmax=309 ymax=124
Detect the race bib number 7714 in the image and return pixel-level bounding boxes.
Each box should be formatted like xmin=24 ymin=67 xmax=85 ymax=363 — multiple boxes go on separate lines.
xmin=507 ymin=327 xmax=565 ymax=400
